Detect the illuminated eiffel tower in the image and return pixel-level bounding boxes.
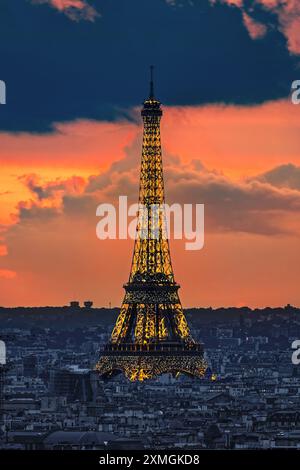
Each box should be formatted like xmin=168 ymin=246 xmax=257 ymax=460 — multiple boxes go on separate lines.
xmin=96 ymin=68 xmax=206 ymax=381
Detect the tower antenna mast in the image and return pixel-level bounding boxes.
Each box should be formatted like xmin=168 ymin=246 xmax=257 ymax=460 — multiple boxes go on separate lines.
xmin=149 ymin=65 xmax=154 ymax=99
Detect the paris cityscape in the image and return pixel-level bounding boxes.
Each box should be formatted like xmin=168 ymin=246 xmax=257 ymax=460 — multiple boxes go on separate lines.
xmin=1 ymin=304 xmax=300 ymax=450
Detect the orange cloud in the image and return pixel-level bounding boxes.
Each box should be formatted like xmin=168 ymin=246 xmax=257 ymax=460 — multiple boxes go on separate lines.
xmin=212 ymin=0 xmax=300 ymax=54
xmin=1 ymin=176 xmax=299 ymax=307
xmin=242 ymin=11 xmax=267 ymax=39
xmin=32 ymin=0 xmax=100 ymax=21
xmin=0 ymin=269 xmax=16 ymax=279
xmin=0 ymin=245 xmax=8 ymax=256
xmin=0 ymin=119 xmax=137 ymax=223
xmin=162 ymin=100 xmax=300 ymax=179
xmin=1 ymin=139 xmax=300 ymax=307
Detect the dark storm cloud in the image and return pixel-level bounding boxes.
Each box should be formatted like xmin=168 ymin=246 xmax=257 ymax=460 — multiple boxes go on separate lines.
xmin=0 ymin=0 xmax=297 ymax=132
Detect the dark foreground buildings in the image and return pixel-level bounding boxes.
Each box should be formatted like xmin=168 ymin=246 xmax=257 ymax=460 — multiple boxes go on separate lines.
xmin=0 ymin=304 xmax=300 ymax=449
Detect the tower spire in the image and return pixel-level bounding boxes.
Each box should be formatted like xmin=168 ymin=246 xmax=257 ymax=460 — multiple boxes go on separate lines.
xmin=149 ymin=65 xmax=154 ymax=99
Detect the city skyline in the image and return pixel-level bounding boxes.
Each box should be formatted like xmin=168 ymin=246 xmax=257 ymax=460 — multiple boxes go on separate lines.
xmin=0 ymin=1 xmax=299 ymax=308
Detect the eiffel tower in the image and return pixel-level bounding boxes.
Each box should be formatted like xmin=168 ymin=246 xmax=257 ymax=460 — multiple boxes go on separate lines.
xmin=96 ymin=68 xmax=207 ymax=381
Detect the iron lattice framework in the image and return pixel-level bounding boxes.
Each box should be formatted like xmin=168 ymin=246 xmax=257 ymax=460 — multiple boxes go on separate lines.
xmin=96 ymin=69 xmax=206 ymax=381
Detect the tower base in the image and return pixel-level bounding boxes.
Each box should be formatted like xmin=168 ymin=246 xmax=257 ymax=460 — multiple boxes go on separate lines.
xmin=96 ymin=346 xmax=207 ymax=382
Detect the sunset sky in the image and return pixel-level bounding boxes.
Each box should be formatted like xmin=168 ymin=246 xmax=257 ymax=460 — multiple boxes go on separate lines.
xmin=0 ymin=0 xmax=299 ymax=308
